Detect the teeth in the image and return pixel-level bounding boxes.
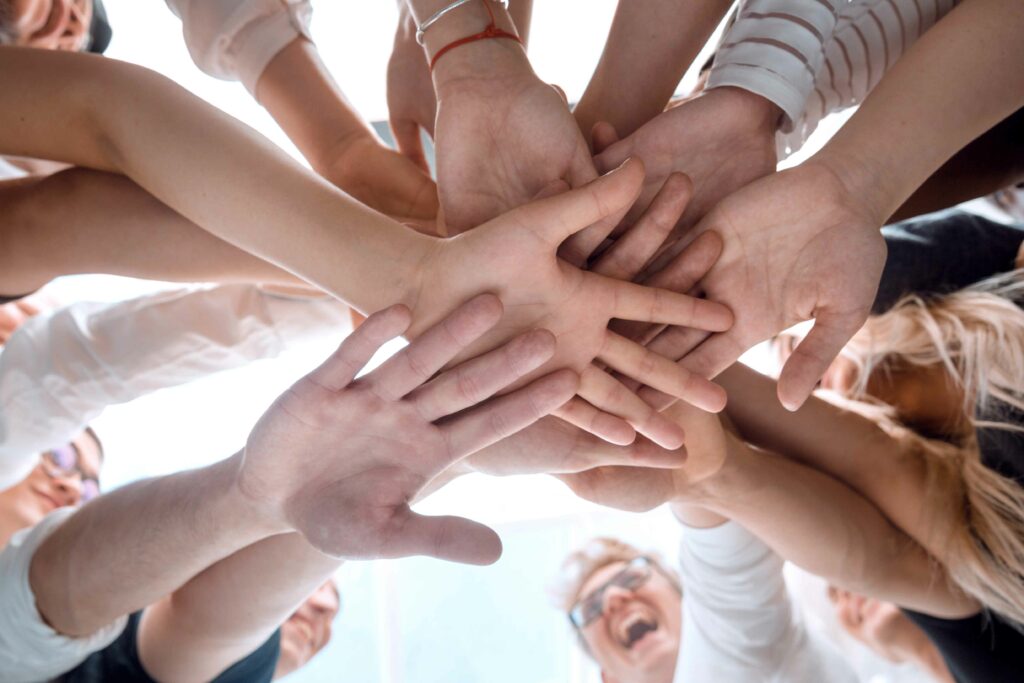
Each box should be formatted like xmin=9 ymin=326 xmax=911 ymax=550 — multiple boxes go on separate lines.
xmin=617 ymin=611 xmax=656 ymax=647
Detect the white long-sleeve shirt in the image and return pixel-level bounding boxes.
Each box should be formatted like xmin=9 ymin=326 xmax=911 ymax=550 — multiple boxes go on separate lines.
xmin=674 ymin=521 xmax=859 ymax=683
xmin=163 ymin=0 xmax=313 ymax=94
xmin=0 ymin=285 xmax=349 ymax=490
xmin=710 ymin=0 xmax=958 ymax=157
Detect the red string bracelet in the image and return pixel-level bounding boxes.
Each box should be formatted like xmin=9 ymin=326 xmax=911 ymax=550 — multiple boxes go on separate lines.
xmin=429 ymin=0 xmax=523 ymax=71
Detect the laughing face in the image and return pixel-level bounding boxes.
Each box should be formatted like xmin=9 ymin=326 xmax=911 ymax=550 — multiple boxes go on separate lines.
xmin=574 ymin=558 xmax=682 ymax=683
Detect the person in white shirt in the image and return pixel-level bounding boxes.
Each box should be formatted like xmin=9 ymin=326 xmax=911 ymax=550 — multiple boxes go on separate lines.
xmin=0 ymin=283 xmax=349 ymax=489
xmin=0 ymin=294 xmax=579 ymax=682
xmin=539 ymin=380 xmax=976 ymax=682
xmin=555 ymin=532 xmax=858 ymax=683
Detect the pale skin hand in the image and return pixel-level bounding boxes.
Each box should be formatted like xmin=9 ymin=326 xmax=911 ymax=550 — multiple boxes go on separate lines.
xmin=411 ymin=160 xmax=734 ymax=442
xmin=573 ymin=0 xmax=733 ymax=147
xmin=0 ymin=50 xmax=731 ymax=444
xmin=29 ymin=295 xmax=576 ymax=638
xmin=650 ymin=0 xmax=1024 ymax=411
xmin=387 ymin=0 xmax=533 ymax=174
xmin=387 ymin=2 xmax=439 ymax=173
xmin=636 ymin=159 xmax=887 ymax=412
xmin=593 ymin=86 xmax=780 ymax=236
xmin=409 ymin=1 xmax=611 ymax=253
xmin=256 ymin=37 xmax=438 ymax=220
xmin=238 ymin=294 xmax=577 ymax=562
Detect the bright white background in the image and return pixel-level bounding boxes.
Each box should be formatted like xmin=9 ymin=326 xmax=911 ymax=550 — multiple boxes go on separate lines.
xmin=38 ymin=2 xmax=866 ymax=682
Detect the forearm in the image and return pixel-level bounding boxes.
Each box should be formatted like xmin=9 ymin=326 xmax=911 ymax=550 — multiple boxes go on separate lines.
xmin=891 ymin=105 xmax=1024 ymax=222
xmin=138 ymin=532 xmax=341 ymax=682
xmin=0 ymin=167 xmax=303 ymax=294
xmin=0 ymin=49 xmax=430 ymax=313
xmin=816 ymin=0 xmax=1024 ymax=224
xmin=717 ymin=364 xmax=917 ymax=508
xmin=683 ymin=437 xmax=975 ymax=617
xmin=574 ymin=0 xmax=732 ymax=140
xmin=28 ymin=454 xmax=284 ymax=637
xmin=255 ymin=37 xmax=376 ymax=176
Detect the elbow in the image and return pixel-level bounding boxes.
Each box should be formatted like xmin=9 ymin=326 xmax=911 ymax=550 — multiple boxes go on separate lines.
xmin=28 ymin=539 xmax=99 ymax=638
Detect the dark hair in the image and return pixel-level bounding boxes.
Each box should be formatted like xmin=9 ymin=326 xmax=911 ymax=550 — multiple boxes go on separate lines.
xmin=0 ymin=2 xmax=18 ymax=45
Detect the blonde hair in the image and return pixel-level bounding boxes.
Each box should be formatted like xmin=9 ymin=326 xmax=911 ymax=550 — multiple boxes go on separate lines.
xmin=801 ymin=270 xmax=1024 ymax=626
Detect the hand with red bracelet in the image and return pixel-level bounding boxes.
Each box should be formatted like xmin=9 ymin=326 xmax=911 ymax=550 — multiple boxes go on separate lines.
xmin=406 ymin=0 xmax=610 ymax=258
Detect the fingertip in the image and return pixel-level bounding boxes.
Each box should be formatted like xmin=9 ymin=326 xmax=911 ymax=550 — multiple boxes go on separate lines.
xmin=474 ymin=528 xmax=504 ymax=566
xmin=466 ymin=292 xmax=504 ymax=323
xmin=596 ymin=413 xmax=637 ymax=445
xmin=536 ymin=368 xmax=581 ymax=408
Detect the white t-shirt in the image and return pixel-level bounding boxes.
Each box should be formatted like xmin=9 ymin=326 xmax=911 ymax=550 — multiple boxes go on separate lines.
xmin=0 ymin=508 xmax=128 ymax=683
xmin=674 ymin=521 xmax=859 ymax=683
xmin=0 ymin=285 xmax=349 ymax=490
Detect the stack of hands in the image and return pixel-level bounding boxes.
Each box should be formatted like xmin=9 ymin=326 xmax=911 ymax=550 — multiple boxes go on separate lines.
xmin=240 ymin=0 xmax=897 ymax=567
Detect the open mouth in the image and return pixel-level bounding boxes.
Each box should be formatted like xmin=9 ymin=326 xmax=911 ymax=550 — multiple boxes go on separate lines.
xmin=618 ymin=612 xmax=659 ymax=649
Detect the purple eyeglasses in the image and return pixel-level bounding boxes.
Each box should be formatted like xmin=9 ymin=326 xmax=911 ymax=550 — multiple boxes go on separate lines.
xmin=42 ymin=444 xmax=100 ymax=502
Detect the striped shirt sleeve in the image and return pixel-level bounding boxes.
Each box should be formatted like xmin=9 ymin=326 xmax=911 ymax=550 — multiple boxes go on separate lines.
xmin=707 ymin=0 xmax=849 ymax=131
xmin=778 ymin=0 xmax=959 ymax=156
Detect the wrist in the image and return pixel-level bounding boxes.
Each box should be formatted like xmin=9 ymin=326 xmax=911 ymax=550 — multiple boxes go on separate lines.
xmin=704 ymin=85 xmax=783 ymax=135
xmin=806 ymin=150 xmax=893 ymax=228
xmin=417 ymin=2 xmax=530 ymax=93
xmin=228 ymin=451 xmax=301 ymax=538
xmin=672 ymin=433 xmax=748 ymax=506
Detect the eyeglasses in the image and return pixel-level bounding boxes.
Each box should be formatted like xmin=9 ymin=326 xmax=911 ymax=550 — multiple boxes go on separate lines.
xmin=568 ymin=556 xmax=653 ymax=629
xmin=42 ymin=444 xmax=99 ymax=502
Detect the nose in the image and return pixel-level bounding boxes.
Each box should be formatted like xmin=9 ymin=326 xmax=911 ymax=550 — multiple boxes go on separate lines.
xmin=49 ymin=474 xmax=84 ymax=506
xmin=602 ymin=585 xmax=633 ymax=616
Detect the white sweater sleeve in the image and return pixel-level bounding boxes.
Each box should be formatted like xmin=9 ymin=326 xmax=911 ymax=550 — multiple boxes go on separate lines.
xmin=777 ymin=0 xmax=958 ymax=156
xmin=0 ymin=285 xmax=349 ymax=489
xmin=707 ymin=0 xmax=850 ymax=131
xmin=163 ymin=0 xmax=313 ymax=93
xmin=674 ymin=521 xmax=858 ymax=683
xmin=0 ymin=508 xmax=128 ymax=683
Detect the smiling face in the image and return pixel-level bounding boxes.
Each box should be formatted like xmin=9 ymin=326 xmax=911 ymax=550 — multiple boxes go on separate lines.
xmin=274 ymin=580 xmax=341 ymax=679
xmin=575 ymin=559 xmax=682 ymax=683
xmin=0 ymin=429 xmax=102 ymax=546
xmin=5 ymin=0 xmax=92 ymax=50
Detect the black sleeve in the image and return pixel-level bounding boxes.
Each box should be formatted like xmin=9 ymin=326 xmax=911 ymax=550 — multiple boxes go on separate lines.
xmin=874 ymin=211 xmax=1024 ymax=314
xmin=901 ymin=608 xmax=1024 ymax=683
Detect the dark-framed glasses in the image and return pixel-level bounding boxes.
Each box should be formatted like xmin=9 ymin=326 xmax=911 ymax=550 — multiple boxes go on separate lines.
xmin=568 ymin=556 xmax=653 ymax=629
xmin=42 ymin=444 xmax=99 ymax=502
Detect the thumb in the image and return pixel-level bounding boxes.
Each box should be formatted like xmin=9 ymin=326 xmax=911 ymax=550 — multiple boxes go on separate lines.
xmin=777 ymin=310 xmax=865 ymax=411
xmin=387 ymin=509 xmax=502 ymax=565
xmin=504 ymin=157 xmax=644 ymax=249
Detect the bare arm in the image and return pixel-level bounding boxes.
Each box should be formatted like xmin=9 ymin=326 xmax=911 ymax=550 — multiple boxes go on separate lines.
xmin=254 ymin=37 xmax=438 ymax=220
xmin=0 ymin=167 xmax=303 ymax=295
xmin=573 ymin=0 xmax=733 ymax=144
xmin=819 ymin=0 xmax=1024 ymax=226
xmin=0 ymin=48 xmax=430 ymax=314
xmin=716 ymin=364 xmax=959 ymax=566
xmin=687 ymin=431 xmax=975 ymax=618
xmin=560 ymin=399 xmax=976 ymax=617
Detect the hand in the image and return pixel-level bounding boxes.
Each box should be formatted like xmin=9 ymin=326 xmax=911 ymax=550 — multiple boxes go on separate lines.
xmin=432 ymin=44 xmax=604 ymax=252
xmin=555 ymin=400 xmax=729 ymax=512
xmin=594 ymin=86 xmax=779 ymax=235
xmin=643 ymin=160 xmax=887 ymax=411
xmin=414 ymin=160 xmax=734 ymax=444
xmin=320 ymin=132 xmax=438 ymax=221
xmin=0 ymin=292 xmax=53 ymax=343
xmin=462 ymin=414 xmax=688 ymax=478
xmin=387 ymin=4 xmax=438 ymax=174
xmin=237 ymin=294 xmax=577 ymax=563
